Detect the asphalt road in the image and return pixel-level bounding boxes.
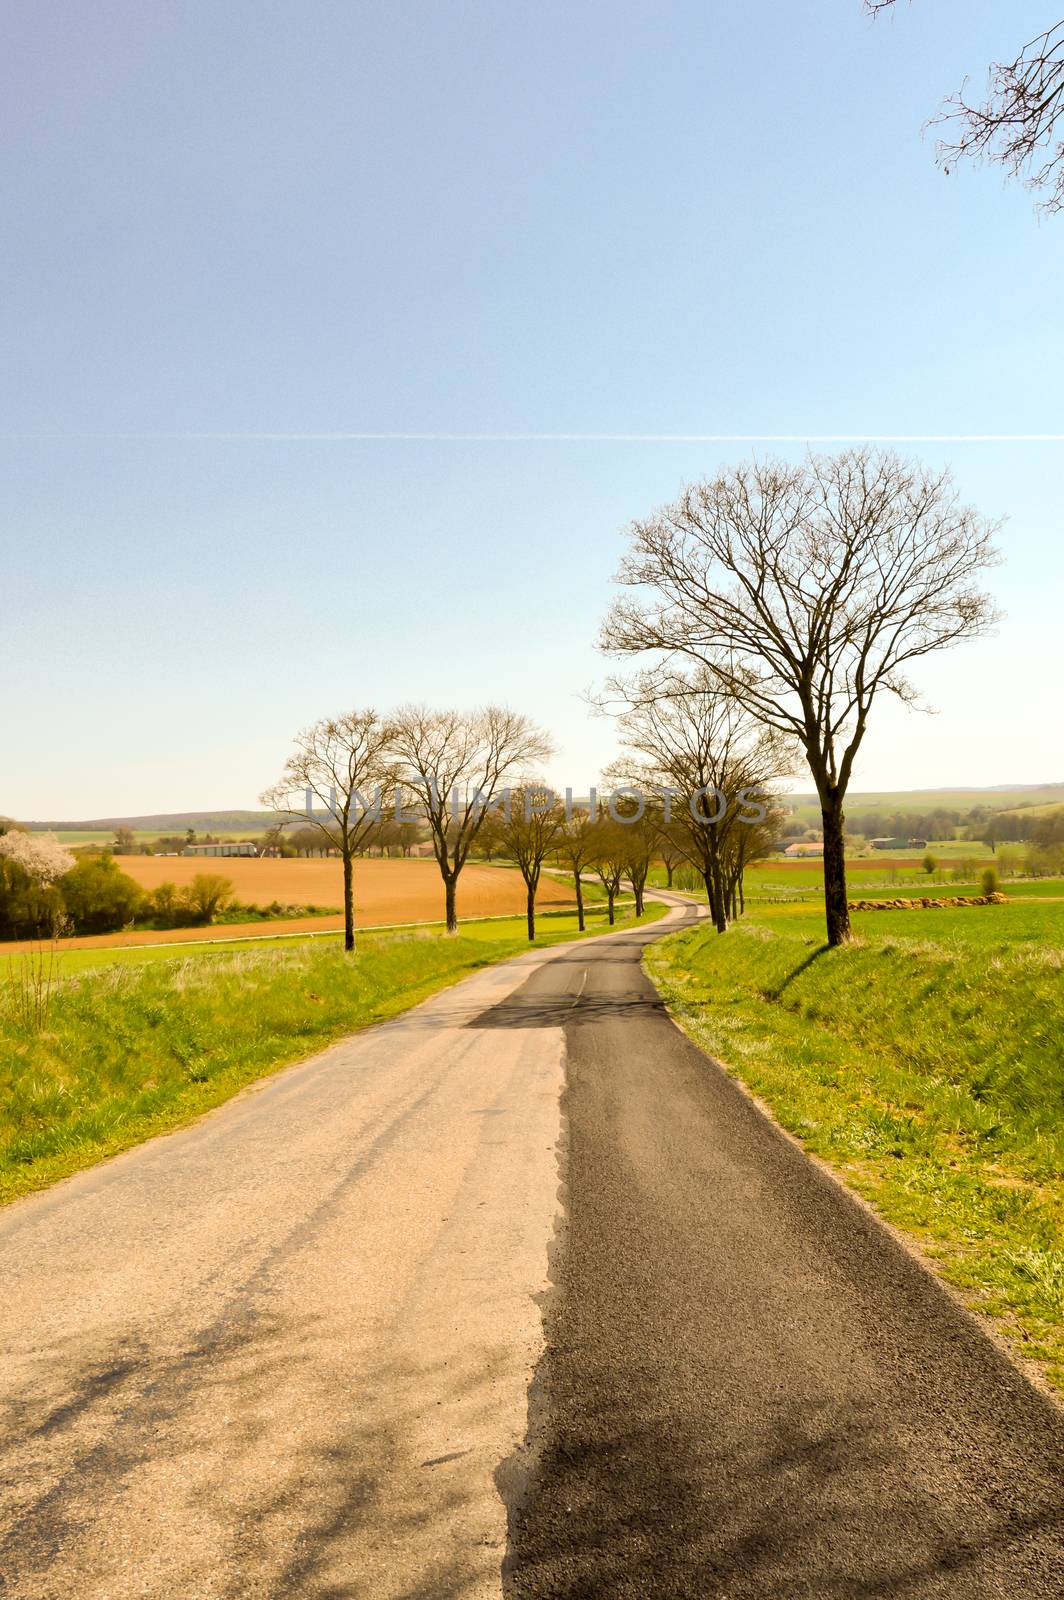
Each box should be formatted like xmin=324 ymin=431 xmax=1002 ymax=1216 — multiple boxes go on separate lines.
xmin=0 ymin=922 xmax=586 ymax=1600
xmin=504 ymin=910 xmax=1064 ymax=1598
xmin=2 ymin=895 xmax=1062 ymax=1598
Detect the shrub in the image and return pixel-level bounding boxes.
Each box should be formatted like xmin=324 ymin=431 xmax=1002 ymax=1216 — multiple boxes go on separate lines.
xmin=981 ymin=865 xmax=1000 ymax=897
xmin=0 ymin=857 xmax=65 ymax=940
xmin=58 ymin=855 xmax=146 ymax=934
xmin=149 ymin=881 xmax=182 ymax=929
xmin=922 ymin=853 xmax=937 ymax=876
xmin=181 ymin=874 xmax=234 ymax=925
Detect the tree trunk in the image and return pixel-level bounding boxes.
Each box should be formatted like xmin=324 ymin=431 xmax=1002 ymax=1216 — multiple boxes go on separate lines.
xmin=342 ymin=849 xmax=355 ymax=952
xmin=822 ymin=796 xmax=851 ymax=946
xmin=574 ymin=874 xmax=585 ymax=932
xmin=444 ymin=873 xmax=458 ymax=934
xmin=607 ymin=889 xmax=615 ymax=926
xmin=526 ymin=883 xmax=536 ymax=942
xmin=665 ymin=861 xmax=674 ymax=888
xmin=709 ymin=851 xmax=728 ymax=934
xmin=738 ymin=874 xmax=745 ymax=916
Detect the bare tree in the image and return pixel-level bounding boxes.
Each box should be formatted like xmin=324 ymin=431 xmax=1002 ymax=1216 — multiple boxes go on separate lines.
xmin=867 ymin=5 xmax=1064 ymax=213
xmin=552 ymin=807 xmax=598 ymax=931
xmin=588 ymin=814 xmax=628 ymax=926
xmin=470 ymin=808 xmax=508 ymax=862
xmin=655 ymin=815 xmax=687 ymax=890
xmin=496 ymin=784 xmax=566 ymax=941
xmin=600 ymin=765 xmax=661 ymax=918
xmin=602 ymin=668 xmax=792 ymax=933
xmin=622 ymin=809 xmax=656 ymax=917
xmin=261 ymin=709 xmax=395 ymax=952
xmin=726 ymin=795 xmax=787 ymax=919
xmin=601 ymin=451 xmax=1000 ymax=946
xmin=390 ymin=705 xmax=553 ymax=933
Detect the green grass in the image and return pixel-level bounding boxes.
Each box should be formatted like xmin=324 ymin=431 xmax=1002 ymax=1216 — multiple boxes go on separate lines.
xmin=761 ymin=898 xmax=1064 ymax=946
xmin=0 ymin=901 xmax=663 ymax=1204
xmin=0 ymin=899 xmax=640 ymax=978
xmin=646 ymin=857 xmax=1034 ymax=897
xmin=645 ymin=895 xmax=1064 ymax=1392
xmin=654 ymin=864 xmax=1063 ymax=908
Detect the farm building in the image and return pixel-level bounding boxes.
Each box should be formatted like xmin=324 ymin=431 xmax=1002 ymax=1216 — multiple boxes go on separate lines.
xmin=182 ymin=841 xmax=259 ymax=858
xmin=783 ymin=842 xmax=823 ymax=857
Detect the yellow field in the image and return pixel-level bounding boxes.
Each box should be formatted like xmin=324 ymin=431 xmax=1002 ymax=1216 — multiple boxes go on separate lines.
xmin=116 ymin=854 xmax=573 ymax=911
xmin=0 ymin=858 xmax=576 ymax=954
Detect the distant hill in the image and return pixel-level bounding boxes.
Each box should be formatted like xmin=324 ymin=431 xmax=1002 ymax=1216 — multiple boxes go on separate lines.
xmin=787 ymin=783 xmax=1064 ymax=821
xmin=20 ymin=810 xmax=282 ymax=835
xmin=15 ymin=784 xmax=1064 ymax=838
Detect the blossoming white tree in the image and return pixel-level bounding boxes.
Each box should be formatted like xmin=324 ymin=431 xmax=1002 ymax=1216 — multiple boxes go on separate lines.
xmin=0 ymin=832 xmax=75 ymax=884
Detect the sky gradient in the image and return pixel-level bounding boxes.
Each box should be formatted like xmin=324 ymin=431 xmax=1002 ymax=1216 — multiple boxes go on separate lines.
xmin=2 ymin=1 xmax=1061 ymax=817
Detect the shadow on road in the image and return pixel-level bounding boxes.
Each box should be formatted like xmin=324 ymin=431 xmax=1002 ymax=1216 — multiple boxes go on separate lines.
xmin=2 ymin=1305 xmax=514 ymax=1600
xmin=467 ymin=990 xmax=667 ymax=1031
xmin=501 ymin=1373 xmax=1064 ymax=1599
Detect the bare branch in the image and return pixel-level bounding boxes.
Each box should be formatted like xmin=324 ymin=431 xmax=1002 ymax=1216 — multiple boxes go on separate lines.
xmin=260 ymin=708 xmax=396 ymax=951
xmin=866 ymin=4 xmax=1064 ymax=212
xmin=390 ymin=705 xmax=553 ymax=931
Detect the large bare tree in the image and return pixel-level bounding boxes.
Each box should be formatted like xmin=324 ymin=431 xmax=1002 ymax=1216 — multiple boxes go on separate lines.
xmin=390 ymin=705 xmax=553 ymax=933
xmin=867 ymin=4 xmax=1064 ymax=213
xmin=261 ymin=709 xmax=395 ymax=952
xmin=601 ymin=451 xmax=1000 ymax=946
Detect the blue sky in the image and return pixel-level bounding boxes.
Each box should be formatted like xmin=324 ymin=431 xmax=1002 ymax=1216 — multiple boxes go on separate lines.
xmin=2 ymin=1 xmax=1061 ymax=817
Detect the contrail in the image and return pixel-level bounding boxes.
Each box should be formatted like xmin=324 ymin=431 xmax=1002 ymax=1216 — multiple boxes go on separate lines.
xmin=3 ymin=431 xmax=1064 ymax=443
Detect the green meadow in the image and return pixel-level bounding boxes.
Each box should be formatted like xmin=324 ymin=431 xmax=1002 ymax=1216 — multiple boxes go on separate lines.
xmin=646 ymin=892 xmax=1064 ymax=1391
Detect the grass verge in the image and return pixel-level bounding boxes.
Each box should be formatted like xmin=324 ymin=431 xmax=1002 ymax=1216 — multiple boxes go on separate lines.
xmin=645 ymin=904 xmax=1064 ymax=1394
xmin=1 ymin=902 xmax=664 ymax=1205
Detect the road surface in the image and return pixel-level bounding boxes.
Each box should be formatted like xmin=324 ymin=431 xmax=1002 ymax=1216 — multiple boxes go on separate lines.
xmin=1 ymin=894 xmax=1062 ymax=1598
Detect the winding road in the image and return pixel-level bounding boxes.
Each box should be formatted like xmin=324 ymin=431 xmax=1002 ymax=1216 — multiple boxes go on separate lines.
xmin=1 ymin=895 xmax=1062 ymax=1598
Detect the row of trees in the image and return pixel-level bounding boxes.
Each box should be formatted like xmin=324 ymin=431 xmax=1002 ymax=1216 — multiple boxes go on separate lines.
xmin=262 ymin=707 xmax=548 ymax=950
xmin=262 ymin=699 xmax=789 ymax=951
xmin=7 ymin=454 xmax=1005 ymax=952
xmin=265 ymin=451 xmax=1001 ymax=951
xmin=974 ymin=808 xmax=1064 ymax=848
xmin=264 ymin=819 xmax=422 ymax=859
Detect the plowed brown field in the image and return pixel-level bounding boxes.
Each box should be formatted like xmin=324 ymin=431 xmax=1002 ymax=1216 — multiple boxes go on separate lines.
xmin=115 ymin=855 xmax=574 ymax=913
xmin=0 ymin=860 xmax=576 ymax=954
